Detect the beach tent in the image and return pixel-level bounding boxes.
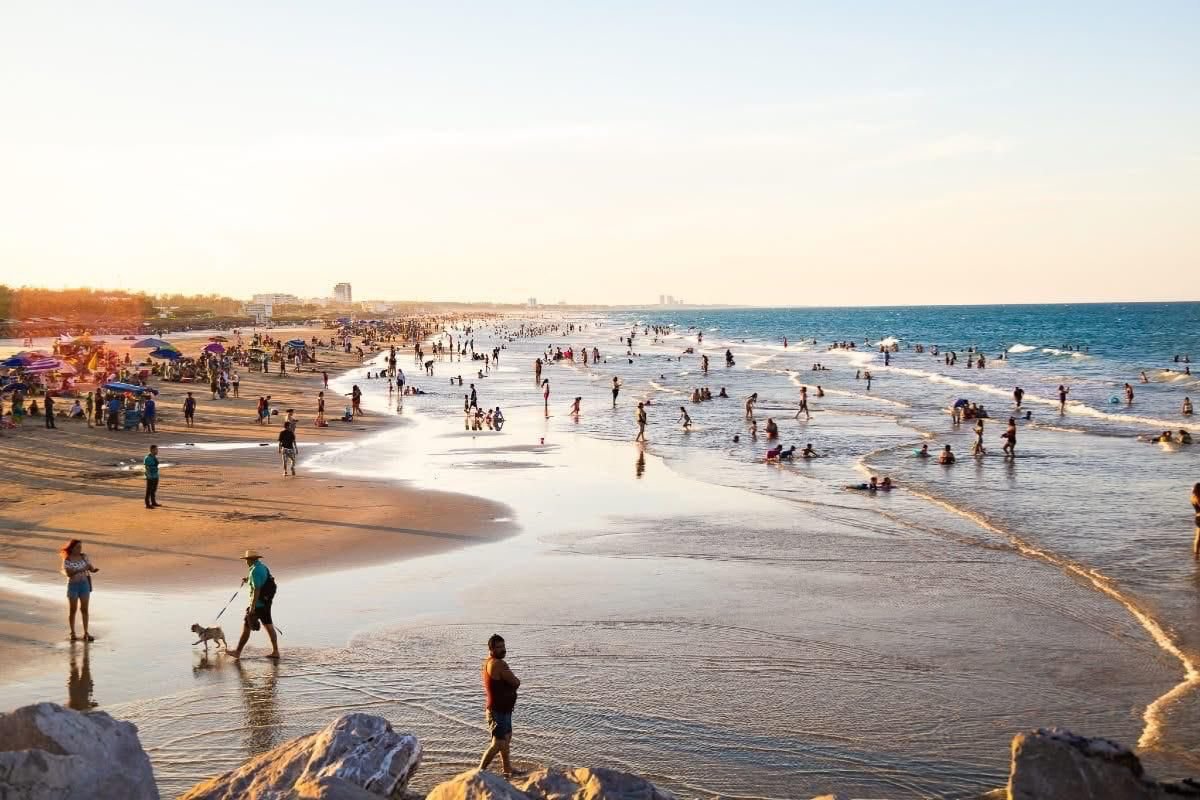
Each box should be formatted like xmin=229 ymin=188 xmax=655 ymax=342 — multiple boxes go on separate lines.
xmin=133 ymin=337 xmax=176 ymax=350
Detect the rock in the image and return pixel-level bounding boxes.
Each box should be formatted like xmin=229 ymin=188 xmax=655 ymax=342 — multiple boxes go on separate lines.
xmin=425 ymin=769 xmax=532 ymax=800
xmin=181 ymin=713 xmax=420 ymax=800
xmin=0 ymin=701 xmax=158 ymax=800
xmin=513 ymin=767 xmax=674 ymax=800
xmin=425 ymin=767 xmax=674 ymax=800
xmin=1008 ymin=727 xmax=1155 ymax=799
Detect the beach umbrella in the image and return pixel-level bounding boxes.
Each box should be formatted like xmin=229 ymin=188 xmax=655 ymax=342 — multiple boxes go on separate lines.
xmin=0 ymin=356 xmax=31 ymax=368
xmin=150 ymin=348 xmax=182 ymax=360
xmin=203 ymin=342 xmax=225 ymax=354
xmin=208 ymin=335 xmax=229 ymax=342
xmin=24 ymin=358 xmax=65 ymax=373
xmin=0 ymin=382 xmax=28 ymax=393
xmin=133 ymin=337 xmax=176 ymax=350
xmin=103 ymin=381 xmax=157 ymax=394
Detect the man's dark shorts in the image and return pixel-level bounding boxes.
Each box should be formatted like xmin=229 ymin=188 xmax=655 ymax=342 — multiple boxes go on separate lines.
xmin=246 ymin=603 xmax=273 ymax=628
xmin=486 ymin=710 xmax=512 ymax=739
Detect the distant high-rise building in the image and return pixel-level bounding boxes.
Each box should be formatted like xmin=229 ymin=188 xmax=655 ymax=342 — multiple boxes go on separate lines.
xmin=527 ymin=297 xmax=538 ymax=307
xmin=666 ymin=295 xmax=675 ymax=305
xmin=659 ymin=294 xmax=666 ymax=305
xmin=333 ymin=283 xmax=352 ymax=304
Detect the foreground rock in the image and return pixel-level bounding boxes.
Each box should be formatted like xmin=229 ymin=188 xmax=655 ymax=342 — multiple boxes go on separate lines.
xmin=1008 ymin=728 xmax=1200 ymax=799
xmin=0 ymin=702 xmax=158 ymax=800
xmin=426 ymin=767 xmax=674 ymax=800
xmin=180 ymin=713 xmax=421 ymax=800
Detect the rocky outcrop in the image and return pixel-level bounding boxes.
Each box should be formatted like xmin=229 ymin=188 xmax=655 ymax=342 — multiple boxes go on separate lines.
xmin=425 ymin=767 xmax=674 ymax=800
xmin=1008 ymin=728 xmax=1200 ymax=800
xmin=180 ymin=713 xmax=421 ymax=800
xmin=0 ymin=702 xmax=158 ymax=800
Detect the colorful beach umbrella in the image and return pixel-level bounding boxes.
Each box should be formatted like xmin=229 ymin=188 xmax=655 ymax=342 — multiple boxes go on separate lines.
xmin=203 ymin=342 xmax=225 ymax=354
xmin=0 ymin=382 xmax=28 ymax=393
xmin=133 ymin=338 xmax=176 ymax=350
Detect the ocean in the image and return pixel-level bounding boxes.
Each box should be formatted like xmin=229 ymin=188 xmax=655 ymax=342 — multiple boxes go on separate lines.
xmin=5 ymin=303 xmax=1198 ymax=798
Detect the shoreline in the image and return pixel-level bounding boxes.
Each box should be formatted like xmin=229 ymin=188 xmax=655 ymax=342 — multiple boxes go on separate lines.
xmin=0 ymin=328 xmax=515 ymax=675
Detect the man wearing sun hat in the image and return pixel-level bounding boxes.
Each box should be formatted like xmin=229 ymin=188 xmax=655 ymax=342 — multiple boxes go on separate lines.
xmin=226 ymin=549 xmax=280 ymax=660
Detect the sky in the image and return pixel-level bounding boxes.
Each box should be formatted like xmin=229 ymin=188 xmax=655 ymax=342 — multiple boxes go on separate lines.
xmin=1 ymin=1 xmax=1197 ymax=307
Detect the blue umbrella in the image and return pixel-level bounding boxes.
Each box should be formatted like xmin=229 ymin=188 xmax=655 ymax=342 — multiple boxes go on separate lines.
xmin=150 ymin=348 xmax=182 ymax=360
xmin=1 ymin=382 xmax=28 ymax=393
xmin=103 ymin=381 xmax=157 ymax=394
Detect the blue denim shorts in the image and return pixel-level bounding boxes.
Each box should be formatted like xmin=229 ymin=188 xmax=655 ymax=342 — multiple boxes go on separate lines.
xmin=486 ymin=710 xmax=512 ymax=739
xmin=67 ymin=582 xmax=91 ymax=599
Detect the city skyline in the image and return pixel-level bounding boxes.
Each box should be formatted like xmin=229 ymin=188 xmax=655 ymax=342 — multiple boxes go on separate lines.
xmin=2 ymin=3 xmax=1197 ymax=307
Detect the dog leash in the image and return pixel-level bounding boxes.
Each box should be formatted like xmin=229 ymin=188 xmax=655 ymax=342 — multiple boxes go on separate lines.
xmin=213 ymin=585 xmax=285 ymax=637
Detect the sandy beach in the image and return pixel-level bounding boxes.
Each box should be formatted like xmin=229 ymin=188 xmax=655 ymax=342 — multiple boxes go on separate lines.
xmin=0 ymin=328 xmax=513 ymax=679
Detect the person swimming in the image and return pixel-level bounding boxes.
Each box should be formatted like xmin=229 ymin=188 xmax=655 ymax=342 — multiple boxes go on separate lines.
xmin=802 ymin=443 xmax=820 ymax=458
xmin=847 ymin=476 xmax=881 ymax=492
xmin=939 ymin=444 xmax=956 ymax=465
xmin=765 ymin=444 xmax=784 ymax=461
xmin=1179 ymin=429 xmax=1192 ymax=444
xmin=1183 ymin=397 xmax=1193 ymax=416
xmin=764 ymin=418 xmax=778 ymax=438
xmin=915 ymin=443 xmax=930 ymax=458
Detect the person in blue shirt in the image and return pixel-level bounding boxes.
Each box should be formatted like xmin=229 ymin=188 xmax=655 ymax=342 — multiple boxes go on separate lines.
xmin=227 ymin=549 xmax=280 ymax=660
xmin=142 ymin=395 xmax=156 ymax=433
xmin=106 ymin=395 xmax=121 ymax=431
xmin=143 ymin=445 xmax=160 ymax=508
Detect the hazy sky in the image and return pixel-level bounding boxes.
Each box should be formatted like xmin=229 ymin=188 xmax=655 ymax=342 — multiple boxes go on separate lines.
xmin=2 ymin=2 xmax=1197 ymax=306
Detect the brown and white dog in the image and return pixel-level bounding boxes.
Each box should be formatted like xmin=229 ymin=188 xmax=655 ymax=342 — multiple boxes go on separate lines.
xmin=190 ymin=623 xmax=228 ymax=653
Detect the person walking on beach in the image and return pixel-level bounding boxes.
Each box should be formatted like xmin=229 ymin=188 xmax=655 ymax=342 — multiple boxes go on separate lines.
xmin=1002 ymin=417 xmax=1017 ymax=457
xmin=143 ymin=445 xmax=160 ymax=508
xmin=316 ymin=391 xmax=325 ymax=424
xmin=60 ymin=539 xmax=99 ymax=642
xmin=278 ymin=421 xmax=298 ymax=476
xmin=795 ymin=386 xmax=811 ymax=421
xmin=183 ymin=392 xmax=196 ymax=427
xmin=541 ymin=379 xmax=550 ymax=417
xmin=227 ymin=549 xmax=279 ymax=660
xmin=612 ymin=377 xmax=621 ymax=407
xmin=479 ymin=633 xmax=521 ymax=778
xmin=635 ymin=402 xmax=647 ymax=442
xmin=745 ymin=393 xmax=758 ymax=420
xmin=231 ymin=370 xmax=240 ymax=398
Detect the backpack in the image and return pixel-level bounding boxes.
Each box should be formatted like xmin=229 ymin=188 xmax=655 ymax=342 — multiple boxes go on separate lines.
xmin=261 ymin=574 xmax=278 ymax=602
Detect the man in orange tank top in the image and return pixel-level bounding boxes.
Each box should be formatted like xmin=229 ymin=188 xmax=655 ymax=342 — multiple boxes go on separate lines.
xmin=479 ymin=633 xmax=522 ymax=778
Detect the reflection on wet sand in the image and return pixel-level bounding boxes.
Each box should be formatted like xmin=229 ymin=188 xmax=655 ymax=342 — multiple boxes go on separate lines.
xmin=237 ymin=660 xmax=281 ymax=756
xmin=67 ymin=643 xmax=97 ymax=710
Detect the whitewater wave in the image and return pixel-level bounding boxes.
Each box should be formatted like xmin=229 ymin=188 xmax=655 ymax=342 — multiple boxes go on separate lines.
xmin=1007 ymin=344 xmax=1036 ymax=353
xmin=1042 ymin=347 xmax=1090 ymax=359
xmin=876 ymin=336 xmax=900 ymax=348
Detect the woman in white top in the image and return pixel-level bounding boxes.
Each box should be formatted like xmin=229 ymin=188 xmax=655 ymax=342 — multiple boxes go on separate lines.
xmin=60 ymin=539 xmax=99 ymax=641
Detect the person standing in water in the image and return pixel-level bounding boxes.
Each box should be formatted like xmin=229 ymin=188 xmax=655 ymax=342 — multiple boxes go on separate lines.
xmin=1002 ymin=417 xmax=1017 ymax=457
xmin=745 ymin=392 xmax=758 ymax=420
xmin=795 ymin=386 xmax=811 ymax=421
xmin=1058 ymin=385 xmax=1070 ymax=413
xmin=635 ymin=402 xmax=647 ymax=442
xmin=1193 ymin=483 xmax=1200 ymax=560
xmin=568 ymin=397 xmax=581 ymax=417
xmin=479 ymin=634 xmax=522 ymax=778
xmin=227 ymin=549 xmax=279 ymax=660
xmin=972 ymin=419 xmax=986 ymax=456
xmin=1013 ymin=386 xmax=1024 ymax=409
xmin=1124 ymin=383 xmax=1135 ymax=405
xmin=611 ymin=377 xmax=622 ymax=407
xmin=678 ymin=406 xmax=692 ymax=431
xmin=60 ymin=539 xmax=99 ymax=642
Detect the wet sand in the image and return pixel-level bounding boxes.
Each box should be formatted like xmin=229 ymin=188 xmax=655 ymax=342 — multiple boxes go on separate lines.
xmin=0 ymin=328 xmax=512 ymax=673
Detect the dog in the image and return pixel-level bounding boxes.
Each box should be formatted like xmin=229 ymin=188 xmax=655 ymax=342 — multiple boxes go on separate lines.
xmin=190 ymin=623 xmax=228 ymax=653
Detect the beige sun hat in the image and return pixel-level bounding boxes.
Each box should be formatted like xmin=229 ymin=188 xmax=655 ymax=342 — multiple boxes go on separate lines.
xmin=241 ymin=549 xmax=260 ymax=560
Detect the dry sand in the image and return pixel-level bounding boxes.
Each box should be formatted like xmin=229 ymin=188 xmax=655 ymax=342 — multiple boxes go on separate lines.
xmin=0 ymin=327 xmax=512 ymax=672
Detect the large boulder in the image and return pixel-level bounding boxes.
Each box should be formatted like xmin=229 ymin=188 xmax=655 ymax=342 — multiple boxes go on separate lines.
xmin=513 ymin=767 xmax=674 ymax=800
xmin=426 ymin=767 xmax=673 ymax=800
xmin=1007 ymin=728 xmax=1200 ymax=800
xmin=180 ymin=713 xmax=420 ymax=800
xmin=0 ymin=701 xmax=158 ymax=800
xmin=425 ymin=769 xmax=531 ymax=800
